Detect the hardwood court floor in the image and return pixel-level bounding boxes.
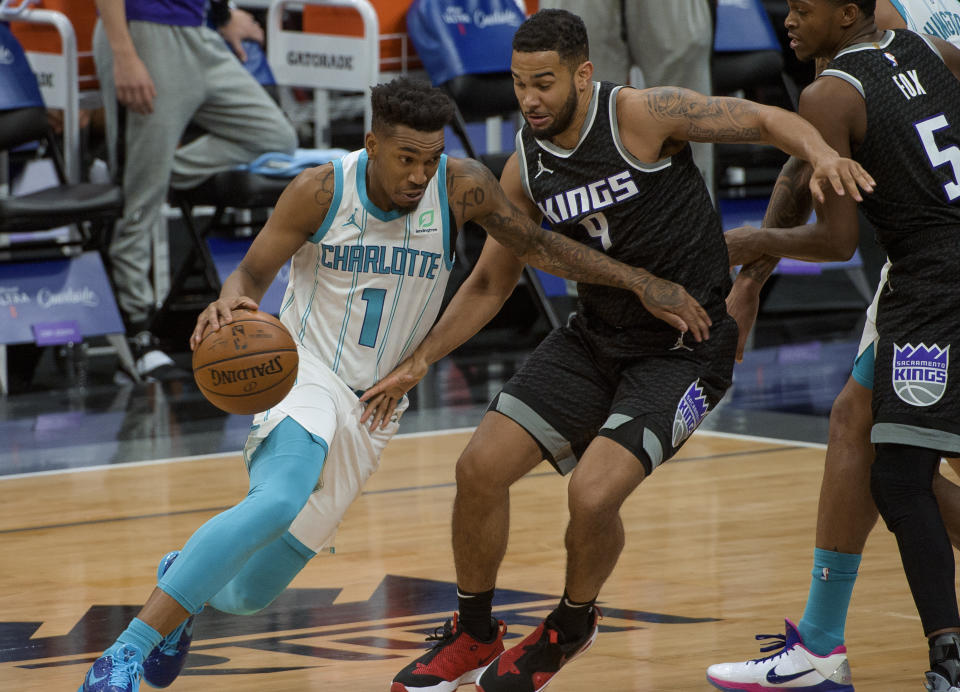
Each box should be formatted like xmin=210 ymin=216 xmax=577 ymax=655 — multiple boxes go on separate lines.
xmin=0 ymin=429 xmax=940 ymax=691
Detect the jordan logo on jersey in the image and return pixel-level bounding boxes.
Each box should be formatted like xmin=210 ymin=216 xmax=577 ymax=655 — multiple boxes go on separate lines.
xmin=534 ymin=153 xmax=554 ymax=179
xmin=892 ymin=343 xmax=949 ymax=406
xmin=343 ymin=208 xmax=362 ymax=231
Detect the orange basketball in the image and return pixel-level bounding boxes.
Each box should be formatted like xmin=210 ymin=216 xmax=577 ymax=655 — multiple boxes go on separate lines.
xmin=192 ymin=310 xmax=299 ymax=415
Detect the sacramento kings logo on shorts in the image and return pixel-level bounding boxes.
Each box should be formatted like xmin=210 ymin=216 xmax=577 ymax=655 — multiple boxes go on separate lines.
xmin=672 ymin=380 xmax=710 ymax=447
xmin=892 ymin=343 xmax=950 ymax=407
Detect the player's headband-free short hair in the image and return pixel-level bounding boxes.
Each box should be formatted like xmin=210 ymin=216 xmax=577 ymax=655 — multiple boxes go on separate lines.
xmin=370 ymin=77 xmax=455 ymax=134
xmin=512 ymin=9 xmax=589 ymax=67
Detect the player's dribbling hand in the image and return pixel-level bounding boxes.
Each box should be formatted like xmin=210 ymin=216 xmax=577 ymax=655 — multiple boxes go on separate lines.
xmin=190 ymin=296 xmax=259 ymax=351
xmin=808 ymin=154 xmax=875 ymax=204
xmin=639 ymin=276 xmax=711 ymax=342
xmin=360 ymin=356 xmax=429 ymax=431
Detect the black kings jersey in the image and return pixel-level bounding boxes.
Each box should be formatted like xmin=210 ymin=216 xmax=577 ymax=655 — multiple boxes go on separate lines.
xmin=823 ymin=30 xmax=960 ymax=259
xmin=516 ymin=81 xmax=730 ymax=338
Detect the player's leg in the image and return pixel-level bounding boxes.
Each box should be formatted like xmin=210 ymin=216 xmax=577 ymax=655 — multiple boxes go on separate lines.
xmin=478 ymin=320 xmax=737 ymax=692
xmin=392 ymin=326 xmax=612 ymax=692
xmin=872 ymin=443 xmax=960 ymax=690
xmin=78 ymin=416 xmax=327 ymax=692
xmin=212 ymin=388 xmax=403 ymax=615
xmin=935 ymin=462 xmax=960 ymax=548
xmin=707 ymin=272 xmax=890 ymax=692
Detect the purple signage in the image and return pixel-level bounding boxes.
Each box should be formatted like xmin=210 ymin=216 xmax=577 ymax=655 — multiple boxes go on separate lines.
xmin=32 ymin=320 xmax=82 ymax=346
xmin=0 ymin=252 xmax=125 ymax=345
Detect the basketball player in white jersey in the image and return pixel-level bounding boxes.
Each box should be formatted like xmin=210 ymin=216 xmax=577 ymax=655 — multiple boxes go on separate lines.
xmin=79 ymin=76 xmax=738 ymax=692
xmin=709 ymin=1 xmax=960 ymax=690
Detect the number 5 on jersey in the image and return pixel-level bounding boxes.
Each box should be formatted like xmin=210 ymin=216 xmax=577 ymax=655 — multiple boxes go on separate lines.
xmin=916 ymin=114 xmax=960 ymax=202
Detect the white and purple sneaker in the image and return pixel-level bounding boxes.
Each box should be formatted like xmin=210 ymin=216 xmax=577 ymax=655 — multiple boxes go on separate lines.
xmin=707 ymin=619 xmax=854 ymax=691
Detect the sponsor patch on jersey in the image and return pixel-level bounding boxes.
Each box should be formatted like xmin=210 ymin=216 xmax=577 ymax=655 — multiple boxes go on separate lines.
xmin=414 ymin=209 xmax=439 ymax=234
xmin=892 ymin=343 xmax=949 ymax=407
xmin=884 ymin=51 xmax=898 ymax=68
xmin=672 ymin=380 xmax=710 ymax=447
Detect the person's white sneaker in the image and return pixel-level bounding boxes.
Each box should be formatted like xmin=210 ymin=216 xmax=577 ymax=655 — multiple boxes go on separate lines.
xmin=706 ymin=619 xmax=853 ymax=691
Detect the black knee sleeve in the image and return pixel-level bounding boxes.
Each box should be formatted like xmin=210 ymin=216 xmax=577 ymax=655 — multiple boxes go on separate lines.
xmin=870 ymin=443 xmax=938 ymax=531
xmin=871 ymin=443 xmax=960 ymax=635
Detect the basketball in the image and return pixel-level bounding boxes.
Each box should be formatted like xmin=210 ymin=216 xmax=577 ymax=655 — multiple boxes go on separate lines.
xmin=192 ymin=310 xmax=299 ymax=415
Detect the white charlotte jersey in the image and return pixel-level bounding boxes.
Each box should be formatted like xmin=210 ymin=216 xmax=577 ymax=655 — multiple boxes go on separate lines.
xmin=277 ymin=149 xmax=454 ymax=391
xmin=890 ymin=0 xmax=960 ymax=46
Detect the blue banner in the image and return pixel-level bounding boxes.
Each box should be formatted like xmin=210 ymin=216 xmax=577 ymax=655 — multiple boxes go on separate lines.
xmin=406 ymin=0 xmax=525 ymax=86
xmin=0 ymin=252 xmax=126 ymax=345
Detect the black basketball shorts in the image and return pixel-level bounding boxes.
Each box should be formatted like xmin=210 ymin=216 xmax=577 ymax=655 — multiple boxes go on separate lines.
xmin=488 ymin=315 xmax=737 ymax=475
xmin=871 ymin=249 xmax=960 ymax=455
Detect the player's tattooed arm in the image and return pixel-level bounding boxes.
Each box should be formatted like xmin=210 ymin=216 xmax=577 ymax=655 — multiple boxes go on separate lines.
xmin=310 ymin=163 xmax=337 ymax=216
xmin=449 ymin=158 xmax=713 ymax=340
xmin=738 ymin=155 xmax=815 ymax=284
xmin=638 ymin=87 xmax=873 ymax=203
xmin=191 ymin=163 xmax=335 ymax=348
xmin=642 ymin=87 xmax=762 ymax=143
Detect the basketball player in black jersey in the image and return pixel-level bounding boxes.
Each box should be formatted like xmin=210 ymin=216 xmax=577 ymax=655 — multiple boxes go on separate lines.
xmin=711 ymin=2 xmax=960 ymax=690
xmin=363 ymin=9 xmax=872 ymax=692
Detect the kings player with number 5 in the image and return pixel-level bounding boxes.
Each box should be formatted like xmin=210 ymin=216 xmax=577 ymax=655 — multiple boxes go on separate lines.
xmin=710 ymin=2 xmax=960 ymax=690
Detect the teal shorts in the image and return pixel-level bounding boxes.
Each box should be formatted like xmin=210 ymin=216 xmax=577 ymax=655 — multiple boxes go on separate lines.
xmin=851 ymin=342 xmax=876 ymax=390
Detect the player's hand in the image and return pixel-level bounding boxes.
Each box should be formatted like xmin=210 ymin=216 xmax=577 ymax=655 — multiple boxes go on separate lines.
xmin=637 ymin=276 xmax=712 ymax=342
xmin=359 ymin=356 xmax=429 ymax=431
xmin=724 ymin=225 xmax=765 ymax=267
xmin=726 ymin=276 xmax=761 ymax=362
xmin=219 ymin=8 xmax=265 ymax=61
xmin=113 ymin=52 xmax=156 ymax=114
xmin=190 ymin=296 xmax=259 ymax=351
xmin=808 ymin=154 xmax=874 ymax=204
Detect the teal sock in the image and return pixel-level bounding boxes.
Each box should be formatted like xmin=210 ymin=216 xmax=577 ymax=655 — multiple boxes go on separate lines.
xmin=798 ymin=548 xmax=861 ymax=656
xmin=115 ymin=617 xmax=163 ymax=659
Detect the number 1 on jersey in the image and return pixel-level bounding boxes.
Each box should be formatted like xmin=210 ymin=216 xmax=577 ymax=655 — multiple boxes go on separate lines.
xmin=359 ymin=288 xmax=386 ymax=348
xmin=916 ymin=114 xmax=960 ymax=202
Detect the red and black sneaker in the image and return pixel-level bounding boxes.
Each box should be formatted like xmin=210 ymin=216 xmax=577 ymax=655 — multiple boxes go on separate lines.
xmin=475 ymin=607 xmax=601 ymax=692
xmin=391 ymin=613 xmax=507 ymax=692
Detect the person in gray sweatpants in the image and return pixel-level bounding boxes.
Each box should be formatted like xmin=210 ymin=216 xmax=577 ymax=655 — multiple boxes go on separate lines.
xmin=93 ymin=0 xmax=296 ymax=378
xmin=537 ymin=0 xmax=715 ymax=195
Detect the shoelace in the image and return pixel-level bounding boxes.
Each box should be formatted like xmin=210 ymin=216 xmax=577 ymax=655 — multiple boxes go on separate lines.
xmin=109 ymin=653 xmax=142 ymax=686
xmin=424 ymin=620 xmax=455 ymax=648
xmin=750 ymin=632 xmax=788 ymax=663
xmin=158 ymin=619 xmax=188 ymax=656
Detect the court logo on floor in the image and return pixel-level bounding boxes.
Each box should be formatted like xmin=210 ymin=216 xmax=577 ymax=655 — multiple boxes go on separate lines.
xmin=0 ymin=575 xmax=718 ymax=677
xmin=893 ymin=343 xmax=949 ymax=407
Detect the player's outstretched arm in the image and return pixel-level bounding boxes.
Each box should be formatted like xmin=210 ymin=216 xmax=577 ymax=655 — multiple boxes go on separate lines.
xmin=629 ymin=87 xmax=874 ymax=203
xmin=447 ymin=157 xmax=713 ymax=340
xmin=190 ymin=165 xmax=335 ymax=349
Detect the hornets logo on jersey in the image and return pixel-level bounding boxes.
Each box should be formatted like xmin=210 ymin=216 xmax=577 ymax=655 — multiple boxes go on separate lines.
xmin=276 ymin=149 xmax=454 ymax=391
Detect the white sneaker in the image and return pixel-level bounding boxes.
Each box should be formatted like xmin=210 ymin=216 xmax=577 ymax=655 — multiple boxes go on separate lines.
xmin=926 ymin=671 xmax=960 ymax=692
xmin=706 ymin=619 xmax=853 ymax=690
